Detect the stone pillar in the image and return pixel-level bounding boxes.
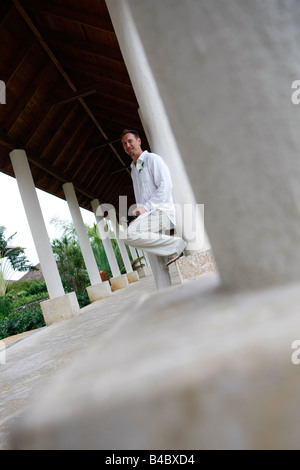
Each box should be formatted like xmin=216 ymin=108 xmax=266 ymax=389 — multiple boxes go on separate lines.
xmin=106 ymin=0 xmax=208 ymax=254
xmin=146 ymin=253 xmax=170 ymax=290
xmin=9 ymin=150 xmax=79 ymax=324
xmin=91 ymin=199 xmax=121 ymax=278
xmin=10 ymin=150 xmax=64 ymax=299
xmin=128 ymin=245 xmax=137 ymax=261
xmin=116 ymin=237 xmax=132 ymax=273
xmin=62 ymin=183 xmax=111 ymax=301
xmin=140 ymin=250 xmax=150 ymax=266
xmin=93 ymin=198 xmax=131 ymax=290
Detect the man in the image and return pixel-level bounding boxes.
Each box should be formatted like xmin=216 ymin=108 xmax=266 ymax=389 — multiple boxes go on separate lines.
xmin=120 ymin=129 xmax=186 ymax=266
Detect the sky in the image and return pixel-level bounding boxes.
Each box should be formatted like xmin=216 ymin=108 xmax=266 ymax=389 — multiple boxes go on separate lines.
xmin=0 ymin=172 xmax=96 ymax=280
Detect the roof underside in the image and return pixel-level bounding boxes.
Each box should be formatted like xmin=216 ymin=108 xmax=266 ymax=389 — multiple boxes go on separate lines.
xmin=0 ymin=0 xmax=148 ymax=213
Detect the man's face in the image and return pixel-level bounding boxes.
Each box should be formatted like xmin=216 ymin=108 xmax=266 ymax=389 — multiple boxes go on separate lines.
xmin=121 ymin=133 xmax=141 ymax=159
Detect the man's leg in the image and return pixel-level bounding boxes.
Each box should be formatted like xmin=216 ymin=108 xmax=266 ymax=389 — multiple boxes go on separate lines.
xmin=125 ymin=210 xmax=186 ymax=257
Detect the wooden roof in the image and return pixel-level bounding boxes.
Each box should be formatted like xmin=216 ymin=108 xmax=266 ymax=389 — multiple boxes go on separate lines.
xmin=0 ymin=0 xmax=148 ymax=213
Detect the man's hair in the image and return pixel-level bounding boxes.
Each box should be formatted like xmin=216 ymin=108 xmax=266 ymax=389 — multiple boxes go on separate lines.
xmin=120 ymin=129 xmax=140 ymax=139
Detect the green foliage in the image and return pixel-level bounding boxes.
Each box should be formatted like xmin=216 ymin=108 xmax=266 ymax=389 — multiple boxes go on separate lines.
xmin=26 ymin=281 xmax=47 ymax=296
xmin=52 ymin=234 xmax=90 ymax=306
xmin=7 ymin=279 xmax=48 ymax=303
xmin=0 ymin=296 xmax=12 ymax=316
xmin=131 ymin=256 xmax=145 ymax=270
xmin=0 ymin=278 xmax=48 ymax=339
xmin=0 ymin=226 xmax=37 ymax=301
xmin=11 ymin=292 xmax=49 ymax=309
xmin=16 ymin=290 xmax=28 ymax=298
xmin=87 ymin=223 xmax=117 ymax=279
xmin=0 ymin=303 xmax=45 ymax=340
xmin=7 ymin=279 xmax=45 ymax=295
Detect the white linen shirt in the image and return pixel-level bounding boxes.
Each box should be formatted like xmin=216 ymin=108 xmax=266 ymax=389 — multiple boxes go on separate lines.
xmin=130 ymin=150 xmax=176 ymax=225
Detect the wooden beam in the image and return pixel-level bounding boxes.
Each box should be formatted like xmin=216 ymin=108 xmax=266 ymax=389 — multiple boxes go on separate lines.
xmin=50 ymin=88 xmax=98 ymax=107
xmin=20 ymin=0 xmax=114 ymax=32
xmin=5 ymin=61 xmax=53 ymax=133
xmin=0 ymin=132 xmax=98 ymax=202
xmin=12 ymin=0 xmax=129 ymax=172
xmin=90 ymin=138 xmax=121 ymax=151
xmin=41 ymin=28 xmax=123 ymax=63
xmin=59 ymin=55 xmax=130 ymax=86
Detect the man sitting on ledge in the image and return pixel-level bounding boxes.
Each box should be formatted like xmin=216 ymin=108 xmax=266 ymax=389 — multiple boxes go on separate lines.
xmin=120 ymin=129 xmax=186 ymax=266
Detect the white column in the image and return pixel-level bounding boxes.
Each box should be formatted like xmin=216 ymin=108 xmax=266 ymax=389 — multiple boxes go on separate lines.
xmin=142 ymin=251 xmax=150 ymax=267
xmin=91 ymin=199 xmax=121 ymax=278
xmin=100 ymin=207 xmax=133 ymax=274
xmin=9 ymin=149 xmax=64 ymax=299
xmin=62 ymin=183 xmax=101 ymax=286
xmin=106 ymin=0 xmax=208 ymax=254
xmin=128 ymin=245 xmax=137 ymax=260
xmin=115 ymin=232 xmax=133 ymax=273
xmin=93 ymin=200 xmax=133 ymax=289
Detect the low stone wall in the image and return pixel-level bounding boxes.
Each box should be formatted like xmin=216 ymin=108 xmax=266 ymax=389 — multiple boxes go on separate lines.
xmin=175 ymin=249 xmax=218 ymax=282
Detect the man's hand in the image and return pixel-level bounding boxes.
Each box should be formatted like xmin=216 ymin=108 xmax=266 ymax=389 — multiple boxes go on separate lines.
xmin=133 ymin=205 xmax=147 ymax=216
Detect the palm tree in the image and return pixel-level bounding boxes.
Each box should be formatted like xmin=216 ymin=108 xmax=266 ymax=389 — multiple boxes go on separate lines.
xmin=0 ymin=226 xmax=35 ymax=273
xmin=0 ymin=226 xmax=36 ymax=315
xmin=52 ymin=234 xmax=89 ymax=296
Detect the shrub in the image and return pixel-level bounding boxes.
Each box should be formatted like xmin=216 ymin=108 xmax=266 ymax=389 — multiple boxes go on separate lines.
xmin=27 ymin=281 xmax=47 ymax=296
xmin=0 ymin=297 xmax=12 ymax=316
xmin=11 ymin=292 xmax=49 ymax=309
xmin=0 ymin=303 xmax=46 ymax=340
xmin=16 ymin=290 xmax=28 ymax=298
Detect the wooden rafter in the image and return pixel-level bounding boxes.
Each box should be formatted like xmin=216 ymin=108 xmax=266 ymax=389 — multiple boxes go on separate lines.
xmin=20 ymin=0 xmax=114 ymax=32
xmin=0 ymin=132 xmax=99 ymax=202
xmin=0 ymin=0 xmax=141 ymax=213
xmin=11 ymin=0 xmax=128 ymax=171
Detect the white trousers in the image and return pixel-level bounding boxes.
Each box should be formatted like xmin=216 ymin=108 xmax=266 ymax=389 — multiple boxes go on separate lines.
xmin=125 ymin=210 xmax=185 ymax=257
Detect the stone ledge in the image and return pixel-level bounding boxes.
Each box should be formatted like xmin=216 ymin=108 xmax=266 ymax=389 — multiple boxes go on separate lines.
xmin=175 ymin=249 xmax=218 ymax=281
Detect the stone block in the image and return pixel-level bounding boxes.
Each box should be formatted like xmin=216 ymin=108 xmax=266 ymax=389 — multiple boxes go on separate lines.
xmin=136 ymin=266 xmax=152 ymax=278
xmin=40 ymin=292 xmax=80 ymax=326
xmin=110 ymin=274 xmax=129 ymax=291
xmin=175 ymin=249 xmax=218 ymax=282
xmin=126 ymin=271 xmax=139 ymax=283
xmin=86 ymin=281 xmax=112 ymax=302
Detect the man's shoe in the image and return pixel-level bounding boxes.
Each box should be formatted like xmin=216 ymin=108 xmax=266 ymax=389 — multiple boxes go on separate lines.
xmin=165 ymin=253 xmax=182 ymax=266
xmin=165 ymin=240 xmax=186 ymax=267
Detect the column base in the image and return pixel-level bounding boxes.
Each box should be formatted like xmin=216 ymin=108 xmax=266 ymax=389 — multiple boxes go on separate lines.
xmin=136 ymin=266 xmax=152 ymax=278
xmin=126 ymin=271 xmax=139 ymax=283
xmin=86 ymin=281 xmax=112 ymax=302
xmin=110 ymin=274 xmax=129 ymax=291
xmin=41 ymin=292 xmax=80 ymax=326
